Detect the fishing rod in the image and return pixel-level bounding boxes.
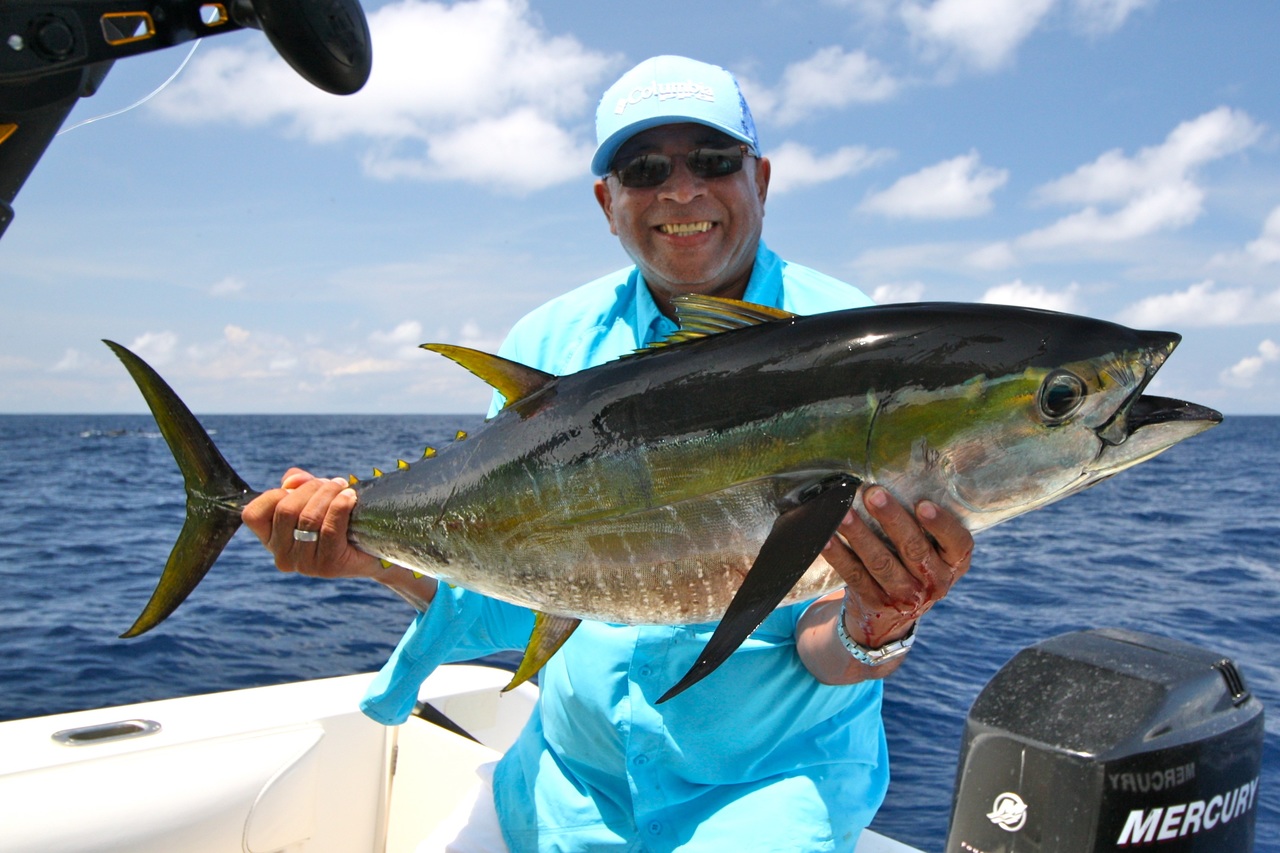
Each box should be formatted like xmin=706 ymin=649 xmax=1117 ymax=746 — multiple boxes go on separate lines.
xmin=0 ymin=0 xmax=372 ymax=239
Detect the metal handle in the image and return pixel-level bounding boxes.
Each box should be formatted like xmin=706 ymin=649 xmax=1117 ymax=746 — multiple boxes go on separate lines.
xmin=51 ymin=718 xmax=161 ymax=746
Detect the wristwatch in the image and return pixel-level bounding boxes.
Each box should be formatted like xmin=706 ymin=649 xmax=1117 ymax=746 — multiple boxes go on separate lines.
xmin=836 ymin=602 xmax=916 ymax=666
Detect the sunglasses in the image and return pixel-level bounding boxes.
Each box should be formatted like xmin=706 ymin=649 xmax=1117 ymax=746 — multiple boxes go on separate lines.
xmin=611 ymin=144 xmax=754 ymax=189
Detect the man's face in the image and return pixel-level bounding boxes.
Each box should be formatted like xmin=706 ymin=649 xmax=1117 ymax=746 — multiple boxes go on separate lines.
xmin=594 ymin=123 xmax=771 ymax=315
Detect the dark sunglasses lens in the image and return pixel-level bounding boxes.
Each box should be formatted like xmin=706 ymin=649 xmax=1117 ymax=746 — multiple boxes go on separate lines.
xmin=614 ymin=146 xmax=747 ymax=188
xmin=616 ymin=154 xmax=673 ymax=188
xmin=688 ymin=147 xmax=745 ymax=178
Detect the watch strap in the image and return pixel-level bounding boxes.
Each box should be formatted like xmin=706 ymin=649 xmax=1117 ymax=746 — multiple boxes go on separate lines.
xmin=836 ymin=601 xmax=916 ymax=666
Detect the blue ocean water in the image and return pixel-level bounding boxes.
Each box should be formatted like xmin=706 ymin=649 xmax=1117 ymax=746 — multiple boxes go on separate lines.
xmin=0 ymin=413 xmax=1275 ymax=850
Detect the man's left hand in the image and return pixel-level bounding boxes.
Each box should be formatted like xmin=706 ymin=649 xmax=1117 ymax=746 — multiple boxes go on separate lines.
xmin=822 ymin=485 xmax=973 ymax=648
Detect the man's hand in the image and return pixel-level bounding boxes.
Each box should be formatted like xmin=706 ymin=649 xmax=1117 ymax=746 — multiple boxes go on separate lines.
xmin=797 ymin=485 xmax=973 ymax=684
xmin=826 ymin=485 xmax=973 ymax=647
xmin=242 ymin=468 xmax=438 ymax=611
xmin=242 ymin=468 xmax=381 ymax=579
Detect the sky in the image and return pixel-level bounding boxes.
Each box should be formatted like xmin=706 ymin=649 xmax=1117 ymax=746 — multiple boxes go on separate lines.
xmin=2 ymin=0 xmax=1279 ymax=415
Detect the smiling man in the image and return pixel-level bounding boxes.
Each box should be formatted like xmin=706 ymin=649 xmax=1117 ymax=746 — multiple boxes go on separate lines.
xmin=244 ymin=56 xmax=973 ymax=852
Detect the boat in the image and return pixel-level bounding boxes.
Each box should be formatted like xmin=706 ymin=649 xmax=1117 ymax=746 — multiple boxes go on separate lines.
xmin=0 ymin=626 xmax=1264 ymax=851
xmin=0 ymin=3 xmax=1265 ymax=850
xmin=0 ymin=662 xmax=920 ymax=852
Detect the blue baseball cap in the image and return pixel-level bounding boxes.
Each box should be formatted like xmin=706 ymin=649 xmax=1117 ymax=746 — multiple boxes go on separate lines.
xmin=591 ymin=55 xmax=760 ymax=177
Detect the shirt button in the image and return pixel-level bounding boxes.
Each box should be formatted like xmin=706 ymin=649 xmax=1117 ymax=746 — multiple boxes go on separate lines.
xmin=638 ymin=665 xmax=653 ymax=678
xmin=633 ymin=753 xmax=649 ymax=766
xmin=648 ymin=821 xmax=663 ymax=835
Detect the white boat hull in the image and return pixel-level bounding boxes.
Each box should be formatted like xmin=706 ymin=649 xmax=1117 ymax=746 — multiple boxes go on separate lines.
xmin=0 ymin=665 xmax=917 ymax=852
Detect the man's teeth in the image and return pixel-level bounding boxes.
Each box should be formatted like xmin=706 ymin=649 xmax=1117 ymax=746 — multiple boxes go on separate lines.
xmin=659 ymin=222 xmax=712 ymax=236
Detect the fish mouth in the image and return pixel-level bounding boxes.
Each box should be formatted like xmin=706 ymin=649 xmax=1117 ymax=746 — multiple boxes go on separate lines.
xmin=1086 ymin=392 xmax=1222 ymax=481
xmin=1086 ymin=331 xmax=1221 ymax=475
xmin=1092 ymin=332 xmax=1180 ymax=447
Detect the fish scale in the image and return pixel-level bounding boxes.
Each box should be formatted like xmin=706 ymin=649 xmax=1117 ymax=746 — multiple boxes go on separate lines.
xmin=105 ymin=296 xmax=1221 ymax=702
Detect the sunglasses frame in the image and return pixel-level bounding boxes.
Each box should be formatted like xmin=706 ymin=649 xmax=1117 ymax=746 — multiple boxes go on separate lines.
xmin=610 ymin=144 xmax=755 ymax=189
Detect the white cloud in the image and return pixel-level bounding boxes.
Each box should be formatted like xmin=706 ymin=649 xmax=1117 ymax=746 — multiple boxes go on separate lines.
xmin=381 ymin=320 xmax=424 ymax=347
xmin=872 ymin=282 xmax=927 ymax=303
xmin=901 ymin=0 xmax=1057 ymax=71
xmin=861 ymin=151 xmax=1007 ymax=219
xmin=52 ymin=349 xmax=84 ymax=372
xmin=748 ymin=47 xmax=900 ymax=125
xmin=1246 ymin=206 xmax=1280 ymax=265
xmin=210 ymin=276 xmax=246 ymax=297
xmin=1021 ymin=107 xmax=1262 ymax=249
xmin=130 ymin=331 xmax=179 ymax=366
xmin=966 ymin=241 xmax=1017 ymax=270
xmin=224 ymin=325 xmax=251 ymax=345
xmin=149 ymin=0 xmax=614 ymax=192
xmin=980 ymin=279 xmax=1080 ymax=312
xmin=1070 ymin=0 xmax=1156 ymax=35
xmin=1116 ymin=279 xmax=1280 ymax=328
xmin=1220 ymin=339 xmax=1280 ymax=388
xmin=454 ymin=320 xmax=506 ymax=354
xmin=360 ymin=108 xmax=589 ymax=191
xmin=766 ymin=141 xmax=893 ymax=194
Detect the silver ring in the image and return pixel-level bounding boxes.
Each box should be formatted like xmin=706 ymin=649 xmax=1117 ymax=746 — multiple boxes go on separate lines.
xmin=292 ymin=528 xmax=319 ymax=543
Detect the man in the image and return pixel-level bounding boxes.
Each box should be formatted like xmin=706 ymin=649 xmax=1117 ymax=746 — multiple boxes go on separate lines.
xmin=244 ymin=56 xmax=972 ymax=852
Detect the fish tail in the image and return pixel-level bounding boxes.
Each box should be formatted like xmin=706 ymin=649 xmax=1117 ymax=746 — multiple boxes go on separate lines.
xmin=104 ymin=341 xmax=258 ymax=638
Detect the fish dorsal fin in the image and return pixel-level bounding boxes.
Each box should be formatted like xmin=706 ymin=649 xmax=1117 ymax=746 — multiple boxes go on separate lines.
xmin=652 ymin=295 xmax=797 ymax=349
xmin=421 ymin=344 xmax=555 ymax=408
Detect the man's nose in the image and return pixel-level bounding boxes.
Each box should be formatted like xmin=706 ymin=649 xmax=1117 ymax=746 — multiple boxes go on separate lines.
xmin=657 ymin=157 xmax=707 ymax=203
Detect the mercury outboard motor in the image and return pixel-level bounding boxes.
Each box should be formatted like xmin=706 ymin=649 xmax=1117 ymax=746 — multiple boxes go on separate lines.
xmin=945 ymin=628 xmax=1263 ymax=852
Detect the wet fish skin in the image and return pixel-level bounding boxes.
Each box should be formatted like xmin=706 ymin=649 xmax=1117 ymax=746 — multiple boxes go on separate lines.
xmin=106 ymin=297 xmax=1221 ymax=701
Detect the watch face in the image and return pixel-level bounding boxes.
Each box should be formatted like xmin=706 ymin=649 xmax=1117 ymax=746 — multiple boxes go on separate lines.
xmin=867 ymin=642 xmax=912 ymax=663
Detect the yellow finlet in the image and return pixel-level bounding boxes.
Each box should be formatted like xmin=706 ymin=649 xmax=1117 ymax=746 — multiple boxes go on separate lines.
xmin=372 ymin=467 xmax=384 ymax=478
xmin=423 ymin=446 xmax=437 ymax=459
xmin=455 ymin=430 xmax=468 ymax=441
xmin=397 ymin=459 xmax=410 ymax=470
xmin=348 ymin=474 xmax=360 ymax=486
xmin=379 ymin=559 xmax=394 ymax=569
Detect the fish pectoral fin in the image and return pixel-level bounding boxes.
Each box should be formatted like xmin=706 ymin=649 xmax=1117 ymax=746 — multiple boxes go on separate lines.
xmin=657 ymin=473 xmax=861 ymax=704
xmin=504 ymin=612 xmax=582 ymax=692
xmin=421 ymin=344 xmax=555 ymax=411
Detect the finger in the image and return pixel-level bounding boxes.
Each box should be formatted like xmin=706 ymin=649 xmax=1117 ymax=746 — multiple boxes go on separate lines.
xmin=837 ymin=490 xmax=920 ymax=599
xmin=280 ymin=467 xmax=317 ymax=490
xmin=313 ymin=487 xmax=358 ymax=573
xmin=915 ymin=500 xmax=974 ymax=580
xmin=861 ymin=486 xmax=962 ymax=601
xmin=267 ymin=480 xmax=333 ymax=562
xmin=242 ymin=489 xmax=285 ymax=545
xmin=821 ymin=514 xmax=876 ymax=592
xmin=293 ymin=480 xmax=345 ymax=544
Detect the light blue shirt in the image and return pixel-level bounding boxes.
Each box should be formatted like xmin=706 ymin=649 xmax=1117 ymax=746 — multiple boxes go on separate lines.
xmin=362 ymin=242 xmax=885 ymax=852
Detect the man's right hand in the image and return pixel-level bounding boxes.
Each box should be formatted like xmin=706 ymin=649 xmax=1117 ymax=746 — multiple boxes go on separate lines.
xmin=242 ymin=468 xmax=381 ymax=579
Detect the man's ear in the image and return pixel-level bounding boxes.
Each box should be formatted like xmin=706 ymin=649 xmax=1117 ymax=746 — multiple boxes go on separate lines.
xmin=594 ymin=179 xmax=619 ymax=235
xmin=756 ymin=156 xmax=771 ymax=207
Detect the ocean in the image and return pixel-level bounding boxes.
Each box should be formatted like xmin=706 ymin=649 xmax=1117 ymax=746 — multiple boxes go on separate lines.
xmin=0 ymin=413 xmax=1275 ymax=850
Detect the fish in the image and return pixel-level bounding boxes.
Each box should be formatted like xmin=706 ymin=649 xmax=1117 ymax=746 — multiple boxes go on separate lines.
xmin=106 ymin=296 xmax=1222 ymax=703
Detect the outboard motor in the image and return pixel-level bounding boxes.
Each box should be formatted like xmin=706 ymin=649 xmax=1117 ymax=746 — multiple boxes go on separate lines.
xmin=945 ymin=628 xmax=1263 ymax=852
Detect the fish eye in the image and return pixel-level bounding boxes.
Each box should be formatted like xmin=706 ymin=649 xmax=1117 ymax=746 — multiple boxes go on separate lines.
xmin=1038 ymin=370 xmax=1087 ymax=423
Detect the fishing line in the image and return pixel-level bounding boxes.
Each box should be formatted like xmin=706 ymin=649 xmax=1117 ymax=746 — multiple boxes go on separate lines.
xmin=57 ymin=39 xmax=202 ymax=136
